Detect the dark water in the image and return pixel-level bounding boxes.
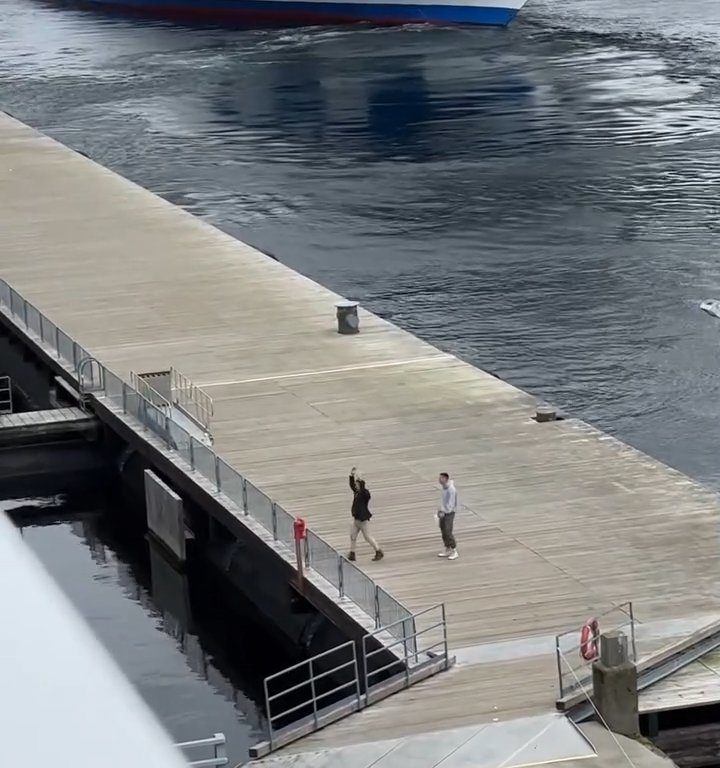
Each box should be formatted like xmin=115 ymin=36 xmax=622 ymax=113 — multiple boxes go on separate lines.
xmin=2 ymin=493 xmax=276 ymax=761
xmin=2 ymin=1 xmax=720 ymax=758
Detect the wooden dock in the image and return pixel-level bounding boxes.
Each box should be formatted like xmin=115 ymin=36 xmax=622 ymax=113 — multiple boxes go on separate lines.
xmin=0 ymin=407 xmax=89 ymax=429
xmin=2 ymin=112 xmax=720 ymax=753
xmin=0 ymin=406 xmax=96 ymax=445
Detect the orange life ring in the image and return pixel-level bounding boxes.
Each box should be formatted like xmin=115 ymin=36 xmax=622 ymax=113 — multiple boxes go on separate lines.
xmin=580 ymin=618 xmax=600 ymax=661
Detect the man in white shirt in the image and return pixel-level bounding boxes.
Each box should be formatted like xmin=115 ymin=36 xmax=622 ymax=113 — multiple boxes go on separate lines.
xmin=437 ymin=472 xmax=458 ymax=561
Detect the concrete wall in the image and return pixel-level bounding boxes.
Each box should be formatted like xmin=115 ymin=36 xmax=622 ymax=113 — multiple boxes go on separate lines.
xmin=144 ymin=469 xmax=186 ymax=562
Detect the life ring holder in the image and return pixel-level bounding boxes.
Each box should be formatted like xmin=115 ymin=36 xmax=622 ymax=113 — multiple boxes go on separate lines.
xmin=580 ymin=617 xmax=600 ymax=661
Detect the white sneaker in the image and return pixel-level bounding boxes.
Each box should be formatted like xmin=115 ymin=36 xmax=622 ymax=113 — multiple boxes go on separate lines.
xmin=448 ymin=550 xmax=459 ymax=561
xmin=437 ymin=549 xmax=450 ymax=558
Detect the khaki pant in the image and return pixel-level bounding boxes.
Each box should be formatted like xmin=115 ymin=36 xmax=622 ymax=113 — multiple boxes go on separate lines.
xmin=439 ymin=512 xmax=456 ymax=550
xmin=349 ymin=519 xmax=379 ymax=553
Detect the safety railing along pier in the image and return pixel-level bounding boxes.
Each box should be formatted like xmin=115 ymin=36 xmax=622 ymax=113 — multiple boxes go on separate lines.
xmin=0 ymin=278 xmax=452 ymax=752
xmin=254 ymin=603 xmax=450 ymax=758
xmin=0 ymin=278 xmax=412 ymax=637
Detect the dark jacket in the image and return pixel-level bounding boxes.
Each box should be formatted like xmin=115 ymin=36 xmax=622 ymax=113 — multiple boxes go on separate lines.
xmin=349 ymin=474 xmax=372 ymax=522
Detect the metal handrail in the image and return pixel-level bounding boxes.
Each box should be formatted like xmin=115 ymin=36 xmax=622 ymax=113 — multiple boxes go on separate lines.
xmin=175 ymin=732 xmax=228 ymax=767
xmin=264 ymin=640 xmax=361 ymax=750
xmin=130 ymin=371 xmax=172 ymax=410
xmin=0 ymin=278 xmax=417 ymax=654
xmin=362 ymin=603 xmax=449 ymax=691
xmin=259 ymin=603 xmax=451 ymax=755
xmin=171 ymin=367 xmax=213 ymax=429
xmin=77 ymin=356 xmax=105 ymax=394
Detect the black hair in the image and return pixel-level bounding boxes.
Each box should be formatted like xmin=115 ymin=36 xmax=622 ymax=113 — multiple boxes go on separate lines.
xmin=439 ymin=472 xmax=450 ymax=480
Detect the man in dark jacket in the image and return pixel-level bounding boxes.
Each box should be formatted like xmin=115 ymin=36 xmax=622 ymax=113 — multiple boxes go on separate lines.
xmin=348 ymin=467 xmax=384 ymax=562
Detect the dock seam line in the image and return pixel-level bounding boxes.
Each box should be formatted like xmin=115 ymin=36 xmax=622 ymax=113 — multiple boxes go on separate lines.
xmin=198 ymin=354 xmax=454 ymax=388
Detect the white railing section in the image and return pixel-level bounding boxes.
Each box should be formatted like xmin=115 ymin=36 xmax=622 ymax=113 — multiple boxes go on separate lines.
xmin=264 ymin=641 xmax=361 ymax=747
xmin=130 ymin=369 xmax=213 ymax=445
xmin=171 ymin=367 xmax=213 ymax=431
xmin=0 ymin=278 xmax=418 ymax=656
xmin=362 ymin=603 xmax=447 ymax=693
xmin=175 ymin=733 xmax=228 ymax=767
xmin=130 ymin=372 xmax=171 ymax=410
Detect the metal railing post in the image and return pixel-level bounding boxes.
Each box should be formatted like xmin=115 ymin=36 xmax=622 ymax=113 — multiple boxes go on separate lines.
xmin=213 ymin=733 xmax=226 ymax=764
xmin=352 ymin=644 xmax=362 ymax=709
xmin=122 ymin=383 xmax=128 ymax=414
xmin=374 ymin=586 xmax=380 ymax=629
xmin=264 ymin=677 xmax=273 ymax=751
xmin=555 ymin=635 xmax=564 ymax=698
xmin=441 ymin=603 xmax=449 ymax=670
xmin=272 ymin=503 xmax=278 ymax=540
xmin=241 ymin=477 xmax=248 ymax=514
xmin=362 ymin=635 xmax=370 ymax=704
xmin=308 ymin=659 xmax=319 ymax=729
xmin=338 ymin=556 xmax=344 ymax=597
xmin=629 ymin=602 xmax=637 ymax=662
xmin=402 ymin=619 xmax=410 ymax=687
xmin=190 ymin=438 xmax=195 ymax=470
xmin=22 ymin=300 xmax=28 ymax=329
xmin=215 ymin=456 xmax=221 ymax=492
xmin=54 ymin=326 xmax=60 ymax=358
xmin=72 ymin=343 xmax=79 ymax=371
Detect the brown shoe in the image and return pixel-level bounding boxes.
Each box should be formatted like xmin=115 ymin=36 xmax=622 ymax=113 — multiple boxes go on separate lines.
xmin=348 ymin=552 xmax=356 ymax=562
xmin=372 ymin=550 xmax=384 ymax=561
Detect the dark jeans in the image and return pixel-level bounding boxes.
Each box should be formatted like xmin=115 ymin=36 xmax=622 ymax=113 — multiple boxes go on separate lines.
xmin=439 ymin=512 xmax=456 ymax=550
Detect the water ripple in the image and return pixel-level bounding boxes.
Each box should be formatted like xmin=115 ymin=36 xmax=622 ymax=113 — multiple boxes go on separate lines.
xmin=3 ymin=0 xmax=720 ymax=488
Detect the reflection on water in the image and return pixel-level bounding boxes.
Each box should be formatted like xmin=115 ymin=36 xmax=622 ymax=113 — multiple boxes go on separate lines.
xmin=5 ymin=494 xmax=287 ymax=762
xmin=2 ymin=1 xmax=720 ymax=489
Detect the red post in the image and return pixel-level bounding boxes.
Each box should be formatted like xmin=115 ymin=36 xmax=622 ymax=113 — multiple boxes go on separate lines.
xmin=293 ymin=517 xmax=307 ymax=589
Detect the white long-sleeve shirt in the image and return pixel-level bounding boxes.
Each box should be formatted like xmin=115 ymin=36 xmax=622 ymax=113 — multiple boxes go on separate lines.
xmin=440 ymin=481 xmax=457 ymax=514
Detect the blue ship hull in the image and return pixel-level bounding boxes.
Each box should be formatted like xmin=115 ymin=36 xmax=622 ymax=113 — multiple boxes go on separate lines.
xmin=76 ymin=0 xmax=526 ymax=26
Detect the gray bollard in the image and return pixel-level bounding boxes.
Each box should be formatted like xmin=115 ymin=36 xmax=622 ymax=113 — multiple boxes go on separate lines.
xmin=535 ymin=404 xmax=557 ymax=423
xmin=335 ymin=300 xmax=360 ymax=335
xmin=592 ymin=630 xmax=639 ymax=737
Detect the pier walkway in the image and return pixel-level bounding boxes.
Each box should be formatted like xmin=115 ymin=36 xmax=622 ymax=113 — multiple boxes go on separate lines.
xmin=2 ymin=112 xmax=720 ymax=759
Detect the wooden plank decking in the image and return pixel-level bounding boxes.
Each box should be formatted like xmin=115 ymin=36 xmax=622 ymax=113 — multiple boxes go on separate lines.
xmin=2 ymin=112 xmax=720 ymax=750
xmin=0 ymin=408 xmax=88 ymax=428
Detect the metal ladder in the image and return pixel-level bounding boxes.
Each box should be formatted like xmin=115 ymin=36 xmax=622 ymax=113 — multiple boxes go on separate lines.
xmin=0 ymin=376 xmax=13 ymax=415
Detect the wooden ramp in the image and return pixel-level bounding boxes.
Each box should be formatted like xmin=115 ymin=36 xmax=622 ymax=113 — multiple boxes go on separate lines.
xmin=2 ymin=112 xmax=720 ymax=752
xmin=641 ymin=649 xmax=720 ymax=715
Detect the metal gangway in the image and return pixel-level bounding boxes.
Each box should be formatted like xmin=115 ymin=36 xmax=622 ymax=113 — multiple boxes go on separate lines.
xmin=252 ymin=603 xmax=451 ymax=759
xmin=130 ymin=367 xmax=214 ymax=446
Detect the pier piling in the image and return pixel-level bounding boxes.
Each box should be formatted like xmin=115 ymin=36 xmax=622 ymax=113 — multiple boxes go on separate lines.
xmin=593 ymin=630 xmax=640 ymax=738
